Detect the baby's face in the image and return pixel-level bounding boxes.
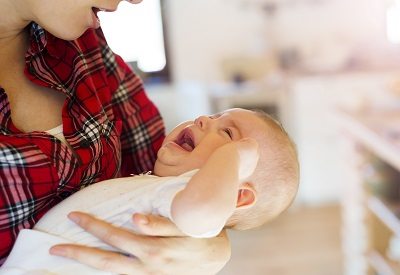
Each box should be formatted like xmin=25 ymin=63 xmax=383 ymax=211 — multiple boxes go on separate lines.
xmin=154 ymin=108 xmax=269 ymax=176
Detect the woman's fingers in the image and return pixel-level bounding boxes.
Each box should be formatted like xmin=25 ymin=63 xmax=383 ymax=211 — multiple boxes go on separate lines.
xmin=132 ymin=213 xmax=185 ymax=236
xmin=60 ymin=212 xmax=231 ymax=275
xmin=50 ymin=244 xmax=143 ymax=275
xmin=66 ymin=212 xmax=156 ymax=258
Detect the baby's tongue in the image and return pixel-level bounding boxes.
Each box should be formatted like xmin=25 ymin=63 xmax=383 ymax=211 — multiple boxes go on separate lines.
xmin=181 ymin=142 xmax=193 ymax=152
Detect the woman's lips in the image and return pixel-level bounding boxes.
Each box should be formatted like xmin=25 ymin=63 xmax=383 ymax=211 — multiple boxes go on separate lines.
xmin=90 ymin=6 xmax=118 ymax=29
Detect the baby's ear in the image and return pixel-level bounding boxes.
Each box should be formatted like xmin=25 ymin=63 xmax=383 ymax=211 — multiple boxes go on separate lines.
xmin=236 ymin=183 xmax=257 ymax=209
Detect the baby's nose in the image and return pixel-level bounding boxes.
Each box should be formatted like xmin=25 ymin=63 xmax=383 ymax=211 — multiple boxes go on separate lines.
xmin=195 ymin=116 xmax=211 ymax=130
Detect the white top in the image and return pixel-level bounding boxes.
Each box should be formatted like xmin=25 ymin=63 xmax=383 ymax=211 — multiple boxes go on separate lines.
xmin=1 ymin=170 xmax=211 ymax=275
xmin=45 ymin=124 xmax=67 ymax=144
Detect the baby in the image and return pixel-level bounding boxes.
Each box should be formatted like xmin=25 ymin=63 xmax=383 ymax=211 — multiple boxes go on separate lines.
xmin=1 ymin=108 xmax=299 ymax=274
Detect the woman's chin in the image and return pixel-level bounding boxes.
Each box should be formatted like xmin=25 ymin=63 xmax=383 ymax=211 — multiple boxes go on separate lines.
xmin=51 ymin=27 xmax=88 ymax=41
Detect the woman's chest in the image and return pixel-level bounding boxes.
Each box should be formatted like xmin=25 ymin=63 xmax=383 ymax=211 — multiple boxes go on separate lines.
xmin=1 ymin=72 xmax=66 ymax=133
xmin=0 ymin=67 xmax=122 ymax=188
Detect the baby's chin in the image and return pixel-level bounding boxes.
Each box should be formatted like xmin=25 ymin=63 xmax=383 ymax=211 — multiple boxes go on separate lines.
xmin=153 ymin=160 xmax=181 ymax=177
xmin=153 ymin=160 xmax=198 ymax=177
xmin=152 ymin=160 xmax=163 ymax=176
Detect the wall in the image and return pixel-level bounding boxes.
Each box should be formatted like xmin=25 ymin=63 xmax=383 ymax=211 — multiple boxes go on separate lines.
xmin=164 ymin=0 xmax=396 ymax=83
xmin=268 ymin=0 xmax=390 ymax=71
xmin=164 ymin=0 xmax=268 ymax=83
xmin=146 ymin=82 xmax=211 ymax=132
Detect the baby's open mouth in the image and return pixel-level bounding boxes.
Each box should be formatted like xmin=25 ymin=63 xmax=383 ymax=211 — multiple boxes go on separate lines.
xmin=175 ymin=129 xmax=195 ymax=152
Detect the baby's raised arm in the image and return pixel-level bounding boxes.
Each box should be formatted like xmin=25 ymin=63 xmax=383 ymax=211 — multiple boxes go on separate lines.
xmin=171 ymin=138 xmax=259 ymax=237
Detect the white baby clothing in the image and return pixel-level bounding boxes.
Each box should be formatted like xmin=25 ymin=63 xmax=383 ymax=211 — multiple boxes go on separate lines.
xmin=1 ymin=170 xmax=204 ymax=275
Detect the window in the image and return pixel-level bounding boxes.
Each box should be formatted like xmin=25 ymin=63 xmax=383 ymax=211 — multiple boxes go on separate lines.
xmin=98 ymin=0 xmax=170 ymax=83
xmin=386 ymin=1 xmax=400 ymax=44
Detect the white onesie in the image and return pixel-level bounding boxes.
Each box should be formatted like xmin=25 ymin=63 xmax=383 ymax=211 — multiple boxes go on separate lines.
xmin=0 ymin=170 xmax=207 ymax=275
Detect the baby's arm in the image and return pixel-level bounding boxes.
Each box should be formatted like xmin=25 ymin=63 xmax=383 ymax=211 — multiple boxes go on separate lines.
xmin=171 ymin=138 xmax=259 ymax=237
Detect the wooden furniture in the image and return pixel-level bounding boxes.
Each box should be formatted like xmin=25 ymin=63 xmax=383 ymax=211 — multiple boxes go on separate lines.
xmin=207 ymin=81 xmax=285 ymax=121
xmin=336 ymin=109 xmax=400 ymax=275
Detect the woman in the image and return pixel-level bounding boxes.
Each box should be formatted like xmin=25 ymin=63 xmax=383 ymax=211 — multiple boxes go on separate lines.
xmin=0 ymin=0 xmax=230 ymax=274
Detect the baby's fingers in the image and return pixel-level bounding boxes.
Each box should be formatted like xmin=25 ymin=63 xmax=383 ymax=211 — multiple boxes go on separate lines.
xmin=132 ymin=213 xmax=186 ymax=236
xmin=236 ymin=138 xmax=260 ymax=179
xmin=238 ymin=137 xmax=259 ymax=151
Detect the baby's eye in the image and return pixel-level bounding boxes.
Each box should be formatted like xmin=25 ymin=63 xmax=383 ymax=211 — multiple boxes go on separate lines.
xmin=223 ymin=128 xmax=233 ymax=139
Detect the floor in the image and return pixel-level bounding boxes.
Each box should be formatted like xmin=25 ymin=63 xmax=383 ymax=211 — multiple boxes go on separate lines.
xmin=219 ymin=204 xmax=343 ymax=275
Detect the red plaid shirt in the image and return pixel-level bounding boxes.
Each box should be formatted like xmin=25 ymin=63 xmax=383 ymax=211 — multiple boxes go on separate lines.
xmin=0 ymin=23 xmax=165 ymax=263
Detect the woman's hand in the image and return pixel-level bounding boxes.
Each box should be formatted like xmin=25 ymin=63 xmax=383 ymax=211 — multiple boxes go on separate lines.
xmin=49 ymin=212 xmax=231 ymax=275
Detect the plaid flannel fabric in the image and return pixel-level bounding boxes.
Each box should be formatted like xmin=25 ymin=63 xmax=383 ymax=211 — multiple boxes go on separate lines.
xmin=0 ymin=23 xmax=165 ymax=263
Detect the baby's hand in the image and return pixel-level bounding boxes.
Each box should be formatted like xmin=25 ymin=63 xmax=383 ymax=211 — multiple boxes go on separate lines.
xmin=235 ymin=138 xmax=260 ymax=180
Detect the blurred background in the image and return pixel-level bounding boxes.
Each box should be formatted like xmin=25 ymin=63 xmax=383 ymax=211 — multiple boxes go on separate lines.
xmin=100 ymin=0 xmax=400 ymax=274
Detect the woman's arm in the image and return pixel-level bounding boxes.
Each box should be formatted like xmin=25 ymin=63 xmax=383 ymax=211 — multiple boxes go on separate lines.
xmin=171 ymin=138 xmax=259 ymax=237
xmin=0 ymin=140 xmax=61 ymax=264
xmin=50 ymin=212 xmax=231 ymax=275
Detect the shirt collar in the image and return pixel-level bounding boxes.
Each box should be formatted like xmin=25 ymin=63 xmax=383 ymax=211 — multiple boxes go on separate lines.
xmin=25 ymin=22 xmax=66 ymax=62
xmin=26 ymin=22 xmax=47 ymax=58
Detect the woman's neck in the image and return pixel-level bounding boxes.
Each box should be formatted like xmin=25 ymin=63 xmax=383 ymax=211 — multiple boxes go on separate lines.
xmin=0 ymin=28 xmax=28 ymax=64
xmin=0 ymin=0 xmax=31 ymax=42
xmin=0 ymin=0 xmax=31 ymax=74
